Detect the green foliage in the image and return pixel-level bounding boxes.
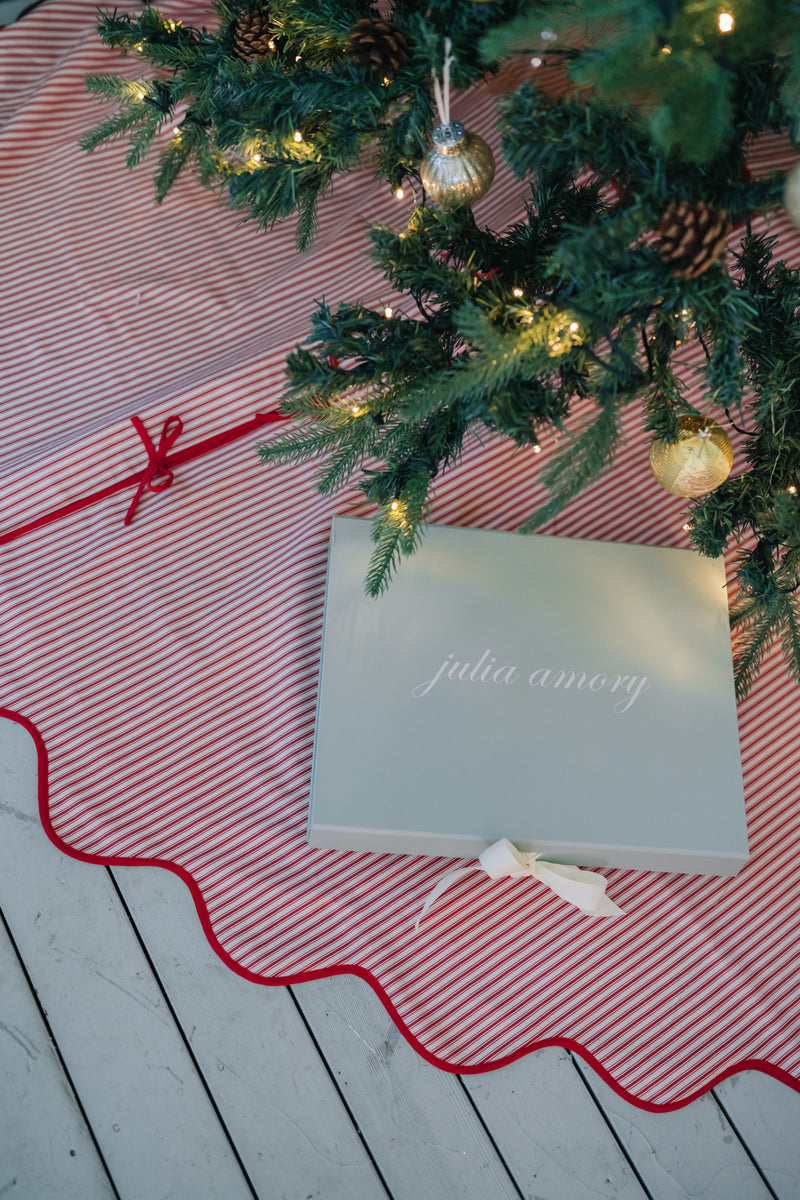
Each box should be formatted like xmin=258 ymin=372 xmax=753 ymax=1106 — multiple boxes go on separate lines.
xmin=730 ymin=591 xmax=800 ymax=699
xmin=89 ymin=0 xmax=800 ymax=693
xmin=483 ymin=0 xmax=800 ymax=163
xmin=83 ymin=0 xmax=528 ymax=243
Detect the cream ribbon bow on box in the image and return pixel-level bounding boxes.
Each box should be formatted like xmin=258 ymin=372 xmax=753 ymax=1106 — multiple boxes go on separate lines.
xmin=415 ymin=838 xmax=624 ymax=932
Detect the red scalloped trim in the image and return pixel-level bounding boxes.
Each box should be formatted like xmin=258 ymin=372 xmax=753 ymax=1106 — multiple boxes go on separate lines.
xmin=5 ymin=703 xmax=799 ymax=1112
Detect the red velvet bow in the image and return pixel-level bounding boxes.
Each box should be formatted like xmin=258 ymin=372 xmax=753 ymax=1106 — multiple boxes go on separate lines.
xmin=123 ymin=414 xmax=183 ymax=526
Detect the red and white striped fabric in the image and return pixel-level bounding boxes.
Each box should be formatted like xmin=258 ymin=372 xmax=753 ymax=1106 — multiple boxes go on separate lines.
xmin=2 ymin=0 xmax=799 ymax=1110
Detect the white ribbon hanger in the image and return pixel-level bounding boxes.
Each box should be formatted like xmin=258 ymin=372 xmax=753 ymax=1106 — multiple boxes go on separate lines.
xmin=415 ymin=838 xmax=624 ymax=931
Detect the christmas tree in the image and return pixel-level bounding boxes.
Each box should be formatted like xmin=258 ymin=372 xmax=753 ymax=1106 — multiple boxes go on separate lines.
xmin=83 ymin=0 xmax=800 ymax=696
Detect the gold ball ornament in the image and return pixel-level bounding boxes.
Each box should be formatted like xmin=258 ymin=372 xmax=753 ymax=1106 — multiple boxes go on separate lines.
xmin=420 ymin=122 xmax=495 ymax=210
xmin=649 ymin=415 xmax=733 ymax=497
xmin=784 ymin=160 xmax=800 ymax=228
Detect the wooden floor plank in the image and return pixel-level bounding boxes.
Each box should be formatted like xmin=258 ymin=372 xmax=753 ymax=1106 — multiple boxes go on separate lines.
xmin=292 ymin=973 xmax=523 ymax=1200
xmin=0 ymin=915 xmax=116 ymax=1200
xmin=714 ymin=1072 xmax=800 ymax=1200
xmin=0 ymin=720 xmax=255 ymax=1200
xmin=111 ymin=863 xmax=389 ymax=1200
xmin=574 ymin=1058 xmax=776 ymax=1200
xmin=462 ymin=1047 xmax=649 ymax=1200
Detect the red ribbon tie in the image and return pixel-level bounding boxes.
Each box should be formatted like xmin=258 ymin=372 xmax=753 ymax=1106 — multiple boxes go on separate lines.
xmin=124 ymin=414 xmax=183 ymax=526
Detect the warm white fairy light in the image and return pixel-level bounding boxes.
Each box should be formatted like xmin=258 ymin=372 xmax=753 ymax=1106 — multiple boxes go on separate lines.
xmin=137 ymin=90 xmax=145 ymax=100
xmin=268 ymin=39 xmax=276 ymax=49
xmin=569 ymin=321 xmax=580 ymax=332
xmin=384 ymin=306 xmax=393 ymax=318
xmin=683 ymin=523 xmax=691 ymax=531
xmin=394 ymin=187 xmax=404 ymax=200
xmin=789 ymin=485 xmax=798 ymax=495
xmin=390 ymin=500 xmax=400 ymax=511
xmin=718 ymin=11 xmax=734 ymax=32
xmin=173 ymin=126 xmax=182 ymax=136
xmin=293 ymin=130 xmax=303 ymax=142
xmin=512 ymin=287 xmax=524 ymax=298
xmin=531 ymin=56 xmax=543 ymax=67
xmin=533 ymin=444 xmax=542 ymax=454
xmin=134 ymin=41 xmax=145 ymax=52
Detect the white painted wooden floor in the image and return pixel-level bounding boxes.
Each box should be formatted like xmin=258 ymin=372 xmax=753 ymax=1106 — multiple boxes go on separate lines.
xmin=1 ymin=716 xmax=799 ymax=1200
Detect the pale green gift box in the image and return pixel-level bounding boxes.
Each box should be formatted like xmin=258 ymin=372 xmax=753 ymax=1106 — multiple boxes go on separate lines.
xmin=307 ymin=517 xmax=748 ymax=875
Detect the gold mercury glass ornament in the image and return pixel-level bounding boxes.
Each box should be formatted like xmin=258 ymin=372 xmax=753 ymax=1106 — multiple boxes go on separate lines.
xmin=420 ymin=121 xmax=496 ymax=209
xmin=649 ymin=414 xmax=733 ymax=497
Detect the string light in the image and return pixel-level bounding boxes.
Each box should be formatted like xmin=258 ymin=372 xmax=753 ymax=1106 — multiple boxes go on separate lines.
xmin=533 ymin=444 xmax=542 ymax=454
xmin=173 ymin=126 xmax=182 ymax=136
xmin=134 ymin=41 xmax=144 ymax=52
xmin=531 ymin=57 xmax=543 ymax=67
xmin=569 ymin=321 xmax=580 ymax=332
xmin=388 ymin=499 xmax=409 ymax=529
xmin=251 ymin=153 xmax=262 ymax=165
xmin=137 ymin=90 xmax=145 ymax=100
xmin=718 ymin=11 xmax=734 ymax=32
xmin=394 ymin=187 xmax=404 ymax=200
xmin=268 ymin=39 xmax=276 ymax=49
xmin=661 ymin=44 xmax=672 ymax=54
xmin=293 ymin=130 xmax=303 ymax=143
xmin=384 ymin=306 xmax=393 ymax=318
xmin=789 ymin=485 xmax=798 ymax=495
xmin=683 ymin=523 xmax=691 ymax=531
xmin=512 ymin=287 xmax=524 ymax=298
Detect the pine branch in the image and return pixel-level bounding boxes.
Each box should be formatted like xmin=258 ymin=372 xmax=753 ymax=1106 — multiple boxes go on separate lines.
xmin=365 ymin=469 xmax=430 ymax=596
xmin=294 ymin=188 xmax=320 ymax=253
xmin=125 ymin=111 xmax=164 ymax=168
xmin=80 ymin=105 xmax=151 ymax=152
xmin=315 ymin=416 xmax=384 ymax=496
xmin=256 ymin=421 xmax=345 ymax=466
xmin=154 ymin=133 xmax=193 ymax=200
xmin=779 ymin=597 xmax=800 ymax=688
xmin=733 ymin=600 xmax=786 ymax=699
xmin=519 ymin=394 xmax=624 ymax=533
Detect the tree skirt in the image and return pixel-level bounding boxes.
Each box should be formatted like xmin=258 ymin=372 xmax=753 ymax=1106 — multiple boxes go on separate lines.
xmin=2 ymin=0 xmax=799 ymax=1111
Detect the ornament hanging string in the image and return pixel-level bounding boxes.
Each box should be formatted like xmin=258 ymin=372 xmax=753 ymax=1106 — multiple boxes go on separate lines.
xmin=432 ymin=38 xmax=455 ymax=129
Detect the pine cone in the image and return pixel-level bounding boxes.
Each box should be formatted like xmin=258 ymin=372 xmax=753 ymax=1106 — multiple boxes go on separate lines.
xmin=655 ymin=200 xmax=731 ymax=280
xmin=346 ymin=18 xmax=408 ymax=77
xmin=233 ymin=9 xmax=273 ymax=62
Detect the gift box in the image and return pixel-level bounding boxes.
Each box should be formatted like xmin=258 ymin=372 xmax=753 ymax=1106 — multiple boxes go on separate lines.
xmin=307 ymin=517 xmax=748 ymax=875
